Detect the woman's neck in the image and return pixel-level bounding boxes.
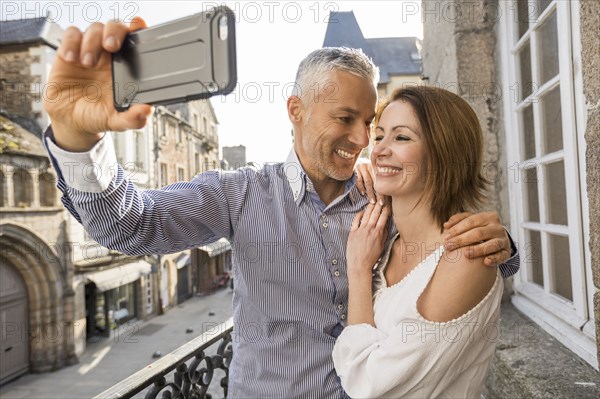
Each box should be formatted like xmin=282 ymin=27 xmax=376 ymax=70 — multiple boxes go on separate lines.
xmin=391 ymin=195 xmax=444 ymax=250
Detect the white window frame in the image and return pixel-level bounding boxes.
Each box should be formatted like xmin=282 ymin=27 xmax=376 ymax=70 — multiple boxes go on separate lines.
xmin=134 ymin=130 xmax=146 ymax=170
xmin=499 ymin=0 xmax=596 ymax=369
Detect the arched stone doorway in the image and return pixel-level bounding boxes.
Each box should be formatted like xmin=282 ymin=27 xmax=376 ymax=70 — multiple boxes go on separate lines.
xmin=0 ymin=223 xmax=77 ymax=383
xmin=0 ymin=263 xmax=29 ymax=384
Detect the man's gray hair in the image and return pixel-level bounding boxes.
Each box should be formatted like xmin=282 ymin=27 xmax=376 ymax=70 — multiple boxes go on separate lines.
xmin=292 ymin=47 xmax=379 ymax=104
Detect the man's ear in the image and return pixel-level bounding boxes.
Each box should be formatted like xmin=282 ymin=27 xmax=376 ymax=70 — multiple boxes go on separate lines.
xmin=287 ymin=95 xmax=303 ymax=124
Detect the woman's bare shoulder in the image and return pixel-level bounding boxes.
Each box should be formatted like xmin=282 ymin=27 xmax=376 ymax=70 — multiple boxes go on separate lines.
xmin=417 ymin=248 xmax=498 ymax=323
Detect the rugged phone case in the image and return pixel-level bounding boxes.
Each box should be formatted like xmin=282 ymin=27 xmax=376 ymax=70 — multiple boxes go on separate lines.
xmin=112 ymin=6 xmax=237 ymax=111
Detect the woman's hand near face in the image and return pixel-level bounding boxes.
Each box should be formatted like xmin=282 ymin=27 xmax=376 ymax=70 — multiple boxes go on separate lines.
xmin=346 ymin=199 xmax=389 ymax=326
xmin=354 ymin=159 xmax=376 ymax=203
xmin=347 ymin=199 xmax=390 ymax=278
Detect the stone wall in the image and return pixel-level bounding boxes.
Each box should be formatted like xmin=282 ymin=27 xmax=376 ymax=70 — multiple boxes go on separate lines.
xmin=421 ymin=0 xmax=458 ymax=85
xmin=485 ymin=303 xmax=600 ymax=399
xmin=421 ymin=0 xmax=600 ymax=395
xmin=422 ymin=0 xmax=509 ymax=224
xmin=580 ymin=0 xmax=600 ymax=363
xmin=1 ymin=150 xmax=78 ymax=373
xmin=377 ymin=74 xmax=422 ymax=98
xmin=0 ymin=222 xmax=77 ymax=373
xmin=0 ymin=46 xmax=40 ymax=123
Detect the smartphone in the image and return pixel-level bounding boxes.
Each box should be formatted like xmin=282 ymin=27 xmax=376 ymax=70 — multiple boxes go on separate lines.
xmin=112 ymin=6 xmax=237 ymax=111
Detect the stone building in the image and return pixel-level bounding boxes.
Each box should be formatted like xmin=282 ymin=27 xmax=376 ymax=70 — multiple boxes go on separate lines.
xmin=0 ymin=114 xmax=78 ymax=384
xmin=222 ymin=145 xmax=247 ymax=170
xmin=150 ymin=100 xmax=230 ymax=303
xmin=0 ymin=18 xmax=157 ymax=346
xmin=0 ymin=17 xmax=79 ymax=384
xmin=323 ymin=10 xmax=423 ymax=97
xmin=0 ymin=14 xmax=230 ymax=383
xmin=420 ymin=0 xmax=599 ymax=396
xmin=0 ymin=17 xmax=61 ymax=130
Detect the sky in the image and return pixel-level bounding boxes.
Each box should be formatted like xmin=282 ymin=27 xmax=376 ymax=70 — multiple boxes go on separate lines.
xmin=2 ymin=1 xmax=423 ymax=164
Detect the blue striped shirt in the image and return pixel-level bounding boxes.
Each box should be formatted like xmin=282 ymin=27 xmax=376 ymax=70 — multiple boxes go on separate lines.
xmin=44 ymin=127 xmax=519 ymax=398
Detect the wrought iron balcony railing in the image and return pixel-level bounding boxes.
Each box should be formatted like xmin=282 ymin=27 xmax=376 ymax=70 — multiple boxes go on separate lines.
xmin=95 ymin=318 xmax=233 ymax=399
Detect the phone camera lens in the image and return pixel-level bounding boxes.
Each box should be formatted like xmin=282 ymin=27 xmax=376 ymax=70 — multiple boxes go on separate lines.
xmin=218 ymin=16 xmax=228 ymax=40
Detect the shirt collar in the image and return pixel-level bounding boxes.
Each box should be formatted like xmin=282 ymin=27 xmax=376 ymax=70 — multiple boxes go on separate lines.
xmin=284 ymin=148 xmax=307 ymax=205
xmin=284 ymin=148 xmax=360 ymax=207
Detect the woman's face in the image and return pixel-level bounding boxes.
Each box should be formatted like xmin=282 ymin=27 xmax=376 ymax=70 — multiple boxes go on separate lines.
xmin=370 ymin=100 xmax=427 ymax=199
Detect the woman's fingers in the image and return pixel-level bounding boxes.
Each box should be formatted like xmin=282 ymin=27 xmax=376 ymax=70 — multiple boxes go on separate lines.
xmin=355 ymin=162 xmax=377 ymax=202
xmin=361 ymin=201 xmax=375 ymax=225
xmin=361 ymin=170 xmax=376 ymax=203
xmin=367 ymin=199 xmax=384 ymax=226
xmin=351 ymin=211 xmax=364 ymax=231
xmin=375 ymin=205 xmax=390 ymax=231
xmin=356 ymin=174 xmax=367 ymax=196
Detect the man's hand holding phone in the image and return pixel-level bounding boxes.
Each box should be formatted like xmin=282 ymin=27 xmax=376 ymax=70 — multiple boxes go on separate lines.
xmin=44 ymin=17 xmax=152 ymax=152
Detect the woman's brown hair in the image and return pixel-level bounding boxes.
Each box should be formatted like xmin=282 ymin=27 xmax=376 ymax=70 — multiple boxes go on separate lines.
xmin=374 ymin=85 xmax=489 ymax=231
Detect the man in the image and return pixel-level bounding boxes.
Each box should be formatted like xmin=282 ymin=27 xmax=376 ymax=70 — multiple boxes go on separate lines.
xmin=43 ymin=18 xmax=518 ymax=398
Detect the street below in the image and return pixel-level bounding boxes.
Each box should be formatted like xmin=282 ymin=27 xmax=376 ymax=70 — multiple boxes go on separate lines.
xmin=0 ymin=289 xmax=233 ymax=399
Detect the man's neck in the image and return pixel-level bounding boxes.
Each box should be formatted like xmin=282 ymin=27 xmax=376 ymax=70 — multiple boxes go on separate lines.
xmin=292 ymin=149 xmax=350 ymax=206
xmin=312 ymin=178 xmax=346 ymax=206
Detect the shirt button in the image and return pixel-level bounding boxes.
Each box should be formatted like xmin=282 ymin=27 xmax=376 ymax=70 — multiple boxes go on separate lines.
xmin=340 ymin=314 xmax=346 ymax=320
xmin=337 ymin=304 xmax=344 ymax=310
xmin=331 ymin=259 xmax=338 ymax=265
xmin=333 ymin=270 xmax=341 ymax=277
xmin=322 ymin=222 xmax=329 ymax=228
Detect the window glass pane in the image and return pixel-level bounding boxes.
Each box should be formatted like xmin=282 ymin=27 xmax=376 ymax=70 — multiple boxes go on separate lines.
xmin=546 ymin=161 xmax=568 ymax=225
xmin=526 ymin=230 xmax=543 ymax=286
xmin=13 ymin=169 xmax=33 ymax=207
xmin=39 ymin=173 xmax=56 ymax=207
xmin=537 ymin=0 xmax=553 ymax=16
xmin=538 ymin=11 xmax=559 ymax=85
xmin=523 ymin=167 xmax=539 ymax=222
xmin=0 ymin=171 xmax=5 ymax=207
xmin=517 ymin=0 xmax=532 ymax=38
xmin=541 ymin=85 xmax=563 ymax=154
xmin=549 ymin=234 xmax=572 ymax=301
xmin=519 ymin=42 xmax=533 ymax=101
xmin=521 ymin=105 xmax=536 ymax=159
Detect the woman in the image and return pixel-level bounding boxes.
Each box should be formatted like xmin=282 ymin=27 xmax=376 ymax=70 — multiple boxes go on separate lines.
xmin=332 ymin=86 xmax=503 ymax=398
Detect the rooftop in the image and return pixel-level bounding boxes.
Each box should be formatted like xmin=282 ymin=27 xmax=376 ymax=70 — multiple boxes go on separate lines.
xmin=0 ymin=113 xmax=46 ymax=157
xmin=0 ymin=16 xmax=63 ymax=48
xmin=323 ymin=11 xmax=422 ymax=83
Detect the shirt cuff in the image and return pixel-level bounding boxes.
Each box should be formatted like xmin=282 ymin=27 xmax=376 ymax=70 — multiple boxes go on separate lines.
xmin=44 ymin=130 xmax=117 ymax=193
xmin=506 ymin=228 xmax=518 ymax=259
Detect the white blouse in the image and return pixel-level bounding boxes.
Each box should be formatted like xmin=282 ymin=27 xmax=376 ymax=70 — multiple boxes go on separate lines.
xmin=333 ymin=235 xmax=503 ymax=398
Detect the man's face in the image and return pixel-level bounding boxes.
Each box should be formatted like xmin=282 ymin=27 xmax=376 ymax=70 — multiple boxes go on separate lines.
xmin=293 ymin=71 xmax=377 ymax=184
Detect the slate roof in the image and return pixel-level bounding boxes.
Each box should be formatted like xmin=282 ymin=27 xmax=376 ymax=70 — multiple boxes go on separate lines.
xmin=0 ymin=113 xmax=46 ymax=157
xmin=322 ymin=11 xmax=422 ymax=83
xmin=323 ymin=11 xmax=372 ymax=54
xmin=0 ymin=17 xmax=62 ymax=48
